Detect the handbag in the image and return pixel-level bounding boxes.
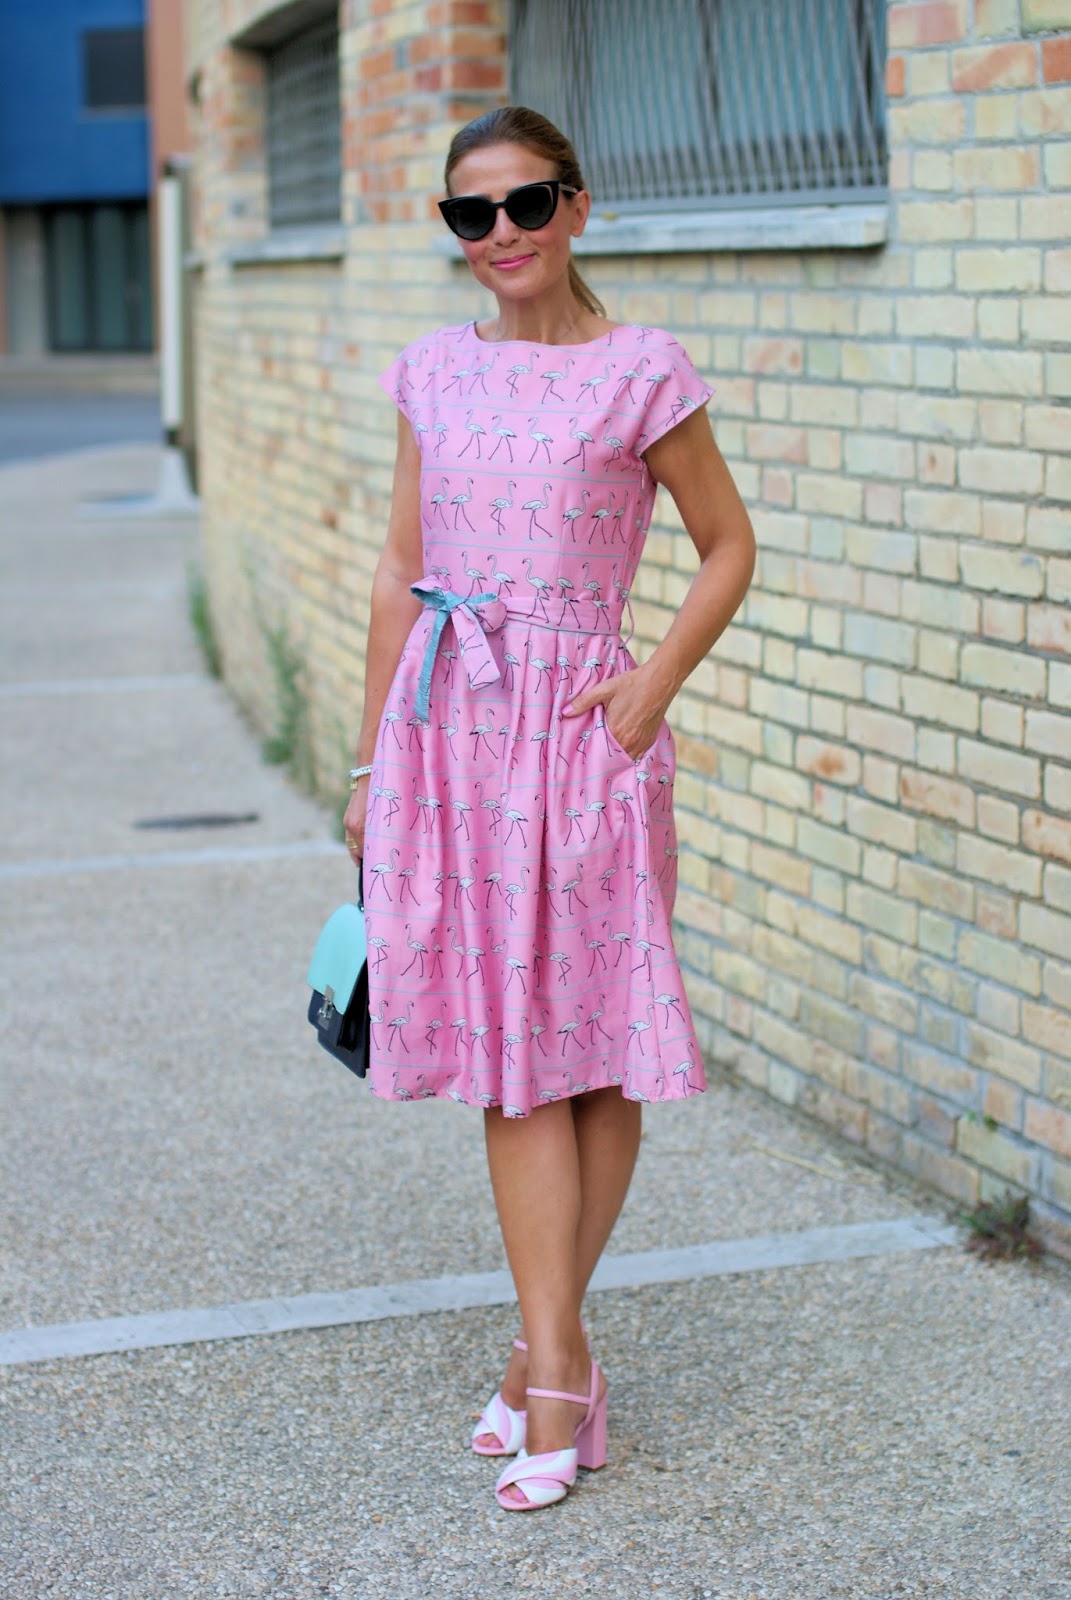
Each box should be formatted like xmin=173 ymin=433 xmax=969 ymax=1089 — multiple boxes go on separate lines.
xmin=306 ymin=862 xmax=371 ymax=1078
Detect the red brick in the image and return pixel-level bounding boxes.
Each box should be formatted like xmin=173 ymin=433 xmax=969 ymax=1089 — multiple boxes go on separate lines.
xmin=429 ymin=1 xmax=495 ymax=22
xmin=952 ymin=42 xmax=1038 ymax=91
xmin=887 ymin=55 xmax=907 ymax=96
xmin=745 ymin=425 xmax=807 ymax=463
xmin=1043 ymin=37 xmax=1071 ymax=83
xmin=1025 ymin=1100 xmax=1071 ymax=1160
xmin=796 ymin=737 xmax=862 ymax=785
xmin=889 ymin=1 xmax=968 ymax=49
xmin=977 ymin=890 xmax=1017 ymax=940
xmin=1028 ymin=604 xmax=1071 ymax=656
xmin=743 ymin=338 xmax=804 ymax=375
xmin=446 ymin=59 xmax=505 ymax=90
xmin=1023 ymin=810 xmax=1071 ymax=864
xmin=900 ymin=768 xmax=976 ymax=827
xmin=360 ymin=46 xmax=395 ymax=81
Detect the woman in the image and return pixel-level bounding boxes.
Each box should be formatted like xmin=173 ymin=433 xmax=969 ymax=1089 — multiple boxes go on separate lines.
xmin=344 ymin=107 xmax=755 ymax=1511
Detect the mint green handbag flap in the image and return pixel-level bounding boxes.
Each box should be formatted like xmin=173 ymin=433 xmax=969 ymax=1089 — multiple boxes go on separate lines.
xmin=307 ymin=903 xmax=367 ymax=1010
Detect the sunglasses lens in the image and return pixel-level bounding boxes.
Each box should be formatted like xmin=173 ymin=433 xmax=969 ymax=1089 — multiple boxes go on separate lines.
xmin=444 ymin=198 xmax=494 ymax=240
xmin=506 ymin=184 xmax=556 ymax=230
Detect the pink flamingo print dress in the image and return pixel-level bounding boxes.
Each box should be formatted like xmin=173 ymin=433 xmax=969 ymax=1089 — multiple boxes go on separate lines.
xmin=364 ymin=320 xmax=714 ymax=1115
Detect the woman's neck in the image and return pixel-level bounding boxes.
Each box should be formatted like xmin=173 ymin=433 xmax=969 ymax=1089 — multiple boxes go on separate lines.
xmin=479 ymin=290 xmax=592 ymax=347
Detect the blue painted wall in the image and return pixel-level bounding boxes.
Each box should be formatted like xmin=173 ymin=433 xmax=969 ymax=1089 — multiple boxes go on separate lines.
xmin=0 ymin=0 xmax=149 ymax=205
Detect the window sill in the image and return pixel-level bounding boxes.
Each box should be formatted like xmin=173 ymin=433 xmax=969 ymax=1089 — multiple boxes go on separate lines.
xmin=224 ymin=225 xmax=344 ymax=268
xmin=432 ymin=201 xmax=888 ymax=260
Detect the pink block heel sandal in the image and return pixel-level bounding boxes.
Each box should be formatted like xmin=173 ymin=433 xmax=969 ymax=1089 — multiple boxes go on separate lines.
xmin=471 ymin=1338 xmax=528 ymax=1457
xmin=494 ymin=1360 xmax=608 ymax=1512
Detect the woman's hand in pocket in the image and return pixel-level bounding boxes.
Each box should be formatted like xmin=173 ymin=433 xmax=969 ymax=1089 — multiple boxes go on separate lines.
xmin=562 ymin=664 xmax=670 ymax=761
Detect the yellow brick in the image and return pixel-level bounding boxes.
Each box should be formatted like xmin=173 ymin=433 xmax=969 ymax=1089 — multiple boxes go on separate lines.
xmin=958 ymin=736 xmax=1042 ymax=799
xmin=896 ymin=295 xmax=976 ymax=340
xmin=897 ymin=199 xmax=975 ymax=244
xmin=1047 ymin=248 xmax=1071 ymax=292
xmin=966 ymin=1011 xmax=1037 ymax=1088
xmin=974 ymin=94 xmax=1020 ymax=140
xmin=955 ymin=247 xmax=1043 ymax=294
xmin=956 ymin=348 xmax=1044 ymax=396
xmin=977 ymin=0 xmax=1020 ymax=31
xmin=900 ymin=673 xmax=980 ymax=732
xmin=1046 ymin=455 xmax=1071 ymax=503
xmin=954 ymin=147 xmax=1042 ymax=191
xmin=977 ymin=297 xmax=1021 ymax=343
xmin=890 ymin=100 xmax=967 ymax=145
xmin=1022 ymin=0 xmax=1071 ymax=28
xmin=960 ymin=544 xmax=1045 ymax=597
xmin=1021 ymin=86 xmax=1071 ymax=136
xmin=959 ymin=447 xmax=1045 ymax=497
xmin=958 ymin=834 xmax=1043 ymax=896
xmin=956 ymin=1120 xmax=1036 ymax=1186
xmin=914 ymin=150 xmax=953 ymax=191
xmin=978 ymin=793 xmax=1020 ymax=844
xmin=978 ymin=399 xmax=1023 ymax=445
xmin=1021 ymin=196 xmax=1071 ymax=241
xmin=981 ymin=695 xmax=1025 ymax=743
xmin=974 ymin=197 xmax=1021 ymax=242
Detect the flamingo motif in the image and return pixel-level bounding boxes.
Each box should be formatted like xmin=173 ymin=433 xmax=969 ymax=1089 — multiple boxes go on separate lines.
xmin=490 ymin=480 xmax=516 ymax=536
xmin=367 ymin=847 xmax=398 ymax=899
xmin=527 ymin=417 xmax=554 ymax=464
xmin=521 ymin=483 xmax=552 ymax=538
xmin=451 ymin=477 xmax=475 ymax=530
xmin=564 ymin=417 xmax=594 ymax=470
xmin=562 ymin=488 xmax=590 ymax=540
xmin=506 ymin=350 xmax=539 ymax=396
xmin=488 ymin=416 xmax=517 ymax=462
xmin=457 ymin=409 xmax=486 ymax=459
xmin=540 ymin=357 xmax=574 ymax=403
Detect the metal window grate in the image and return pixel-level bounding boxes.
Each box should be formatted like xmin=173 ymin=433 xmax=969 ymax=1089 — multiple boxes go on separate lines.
xmin=510 ymin=0 xmax=887 ymax=211
xmin=266 ymin=20 xmax=341 ymax=229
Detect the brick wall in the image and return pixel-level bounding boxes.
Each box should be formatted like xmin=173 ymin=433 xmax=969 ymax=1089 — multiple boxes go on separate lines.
xmin=187 ymin=0 xmax=1071 ymax=1251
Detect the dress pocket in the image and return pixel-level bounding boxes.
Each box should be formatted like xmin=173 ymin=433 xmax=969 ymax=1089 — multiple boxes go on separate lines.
xmin=603 ymin=715 xmax=656 ymax=766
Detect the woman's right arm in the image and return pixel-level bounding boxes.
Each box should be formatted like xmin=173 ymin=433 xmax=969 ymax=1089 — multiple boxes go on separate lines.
xmin=343 ymin=414 xmax=424 ymax=853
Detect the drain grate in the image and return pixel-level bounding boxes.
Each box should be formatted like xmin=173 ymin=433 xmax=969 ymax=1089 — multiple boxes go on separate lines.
xmin=133 ymin=812 xmax=260 ymax=831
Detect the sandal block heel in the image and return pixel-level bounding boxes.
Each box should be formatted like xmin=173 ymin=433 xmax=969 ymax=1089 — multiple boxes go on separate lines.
xmin=575 ymin=1386 xmax=607 ymax=1470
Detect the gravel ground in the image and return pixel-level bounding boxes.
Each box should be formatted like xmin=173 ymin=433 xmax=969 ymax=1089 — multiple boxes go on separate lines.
xmin=2 ymin=446 xmax=1069 ymax=1600
xmin=3 ymin=1253 xmax=1069 ymax=1600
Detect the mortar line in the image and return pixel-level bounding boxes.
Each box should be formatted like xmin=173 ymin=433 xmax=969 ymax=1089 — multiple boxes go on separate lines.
xmin=0 ymin=838 xmax=341 ymax=879
xmin=0 ymin=1215 xmax=959 ymax=1367
xmin=0 ymin=674 xmax=205 ymax=698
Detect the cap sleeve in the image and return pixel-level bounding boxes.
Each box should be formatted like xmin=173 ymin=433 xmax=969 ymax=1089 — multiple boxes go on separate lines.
xmin=641 ymin=336 xmax=715 ymax=452
xmin=378 ymin=344 xmax=417 ymax=425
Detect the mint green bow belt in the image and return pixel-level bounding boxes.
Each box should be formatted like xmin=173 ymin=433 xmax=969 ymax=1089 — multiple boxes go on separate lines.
xmin=408 ymin=577 xmax=631 ymax=722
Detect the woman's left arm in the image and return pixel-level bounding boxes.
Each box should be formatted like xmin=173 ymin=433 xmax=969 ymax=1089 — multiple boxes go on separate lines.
xmin=562 ymin=407 xmax=756 ymax=759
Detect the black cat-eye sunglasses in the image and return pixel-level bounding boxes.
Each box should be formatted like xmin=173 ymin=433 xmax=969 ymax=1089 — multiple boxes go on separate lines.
xmin=438 ymin=180 xmax=579 ymax=242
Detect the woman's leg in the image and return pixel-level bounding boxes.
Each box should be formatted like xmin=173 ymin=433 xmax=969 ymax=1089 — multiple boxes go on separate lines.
xmin=481 ymin=1088 xmax=642 ymax=1462
xmin=573 ymin=1087 xmax=643 ymax=1292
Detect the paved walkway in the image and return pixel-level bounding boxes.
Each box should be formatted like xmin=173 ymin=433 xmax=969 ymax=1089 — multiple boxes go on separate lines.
xmin=1 ymin=445 xmax=1069 ymax=1599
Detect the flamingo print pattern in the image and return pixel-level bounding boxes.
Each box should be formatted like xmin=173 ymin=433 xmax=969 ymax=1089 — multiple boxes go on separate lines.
xmin=364 ymin=320 xmax=715 ymax=1115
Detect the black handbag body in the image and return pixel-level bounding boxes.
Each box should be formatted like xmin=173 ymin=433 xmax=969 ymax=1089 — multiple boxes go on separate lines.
xmin=306 ymin=863 xmax=372 ymax=1079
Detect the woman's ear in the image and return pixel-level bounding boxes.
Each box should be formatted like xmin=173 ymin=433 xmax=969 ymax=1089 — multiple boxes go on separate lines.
xmin=570 ymin=189 xmax=592 ymax=237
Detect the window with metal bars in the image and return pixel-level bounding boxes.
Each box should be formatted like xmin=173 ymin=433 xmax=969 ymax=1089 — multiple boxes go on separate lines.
xmin=266 ymin=19 xmax=341 ymax=229
xmin=510 ymin=0 xmax=887 ymax=212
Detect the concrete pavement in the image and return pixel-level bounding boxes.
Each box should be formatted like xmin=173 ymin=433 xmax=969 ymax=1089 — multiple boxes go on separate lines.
xmin=1 ymin=444 xmax=1069 ymax=1599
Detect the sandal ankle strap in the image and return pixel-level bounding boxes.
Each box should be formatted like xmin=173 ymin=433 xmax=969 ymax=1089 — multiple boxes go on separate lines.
xmin=526 ymin=1385 xmax=590 ymax=1406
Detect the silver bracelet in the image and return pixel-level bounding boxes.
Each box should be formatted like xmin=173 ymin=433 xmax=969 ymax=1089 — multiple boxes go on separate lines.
xmin=348 ymin=764 xmax=373 ymax=789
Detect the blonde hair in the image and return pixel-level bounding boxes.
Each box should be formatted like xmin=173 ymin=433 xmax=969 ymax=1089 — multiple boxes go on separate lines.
xmin=444 ymin=106 xmax=605 ymax=319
